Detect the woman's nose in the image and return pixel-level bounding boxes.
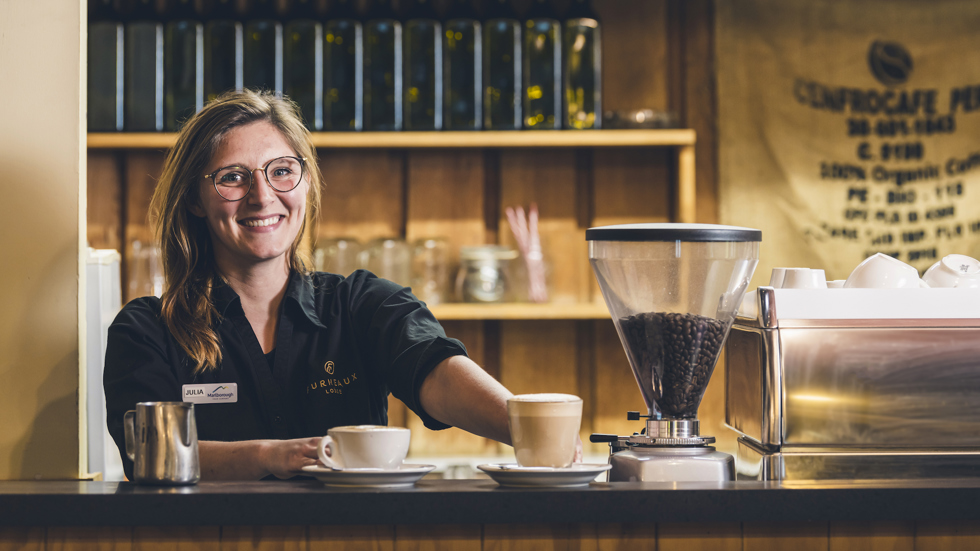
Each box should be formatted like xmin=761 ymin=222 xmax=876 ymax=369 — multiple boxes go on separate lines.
xmin=246 ymin=168 xmax=276 ymax=204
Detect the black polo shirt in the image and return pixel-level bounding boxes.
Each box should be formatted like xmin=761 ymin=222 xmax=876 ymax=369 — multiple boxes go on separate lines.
xmin=103 ymin=270 xmax=465 ymax=478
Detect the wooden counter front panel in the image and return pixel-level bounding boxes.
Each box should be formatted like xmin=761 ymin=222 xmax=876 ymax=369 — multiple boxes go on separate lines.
xmin=8 ymin=522 xmax=980 ymax=550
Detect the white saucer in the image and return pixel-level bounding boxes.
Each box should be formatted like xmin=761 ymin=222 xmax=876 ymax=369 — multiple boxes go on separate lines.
xmin=477 ymin=463 xmax=611 ymax=488
xmin=301 ymin=464 xmax=436 ymax=488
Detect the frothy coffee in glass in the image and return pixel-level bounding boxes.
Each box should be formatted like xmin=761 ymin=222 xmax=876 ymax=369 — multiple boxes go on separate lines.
xmin=507 ymin=394 xmax=582 ymax=468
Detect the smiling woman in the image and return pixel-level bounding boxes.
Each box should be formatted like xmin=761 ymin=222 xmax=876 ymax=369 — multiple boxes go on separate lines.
xmin=103 ymin=90 xmax=514 ymax=481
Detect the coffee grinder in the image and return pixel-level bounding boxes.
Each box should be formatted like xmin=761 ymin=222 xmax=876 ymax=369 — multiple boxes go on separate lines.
xmin=587 ymin=224 xmax=760 ymax=482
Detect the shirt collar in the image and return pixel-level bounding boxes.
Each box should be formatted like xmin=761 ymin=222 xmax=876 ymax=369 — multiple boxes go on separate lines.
xmin=212 ymin=271 xmax=328 ymax=330
xmin=284 ymin=271 xmax=328 ymax=329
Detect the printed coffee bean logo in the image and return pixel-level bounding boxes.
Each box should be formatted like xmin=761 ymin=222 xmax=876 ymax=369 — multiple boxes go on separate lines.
xmin=324 ymin=361 xmax=335 ymax=375
xmin=867 ymin=40 xmax=913 ymax=86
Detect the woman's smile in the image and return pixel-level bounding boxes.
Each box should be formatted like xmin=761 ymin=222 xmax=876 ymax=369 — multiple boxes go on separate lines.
xmin=240 ymin=214 xmax=285 ymax=229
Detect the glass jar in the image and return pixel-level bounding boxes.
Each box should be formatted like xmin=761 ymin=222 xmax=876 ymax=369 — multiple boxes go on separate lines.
xmin=314 ymin=237 xmax=362 ymax=276
xmin=456 ymin=245 xmax=519 ymax=303
xmin=359 ymin=237 xmax=413 ymax=287
xmin=412 ymin=238 xmax=449 ymax=305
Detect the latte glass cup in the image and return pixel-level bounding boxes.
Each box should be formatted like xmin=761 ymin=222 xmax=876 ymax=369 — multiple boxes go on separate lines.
xmin=507 ymin=394 xmax=582 ymax=468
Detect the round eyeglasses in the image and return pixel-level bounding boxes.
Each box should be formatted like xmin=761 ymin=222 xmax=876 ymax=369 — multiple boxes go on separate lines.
xmin=203 ymin=156 xmax=307 ymax=201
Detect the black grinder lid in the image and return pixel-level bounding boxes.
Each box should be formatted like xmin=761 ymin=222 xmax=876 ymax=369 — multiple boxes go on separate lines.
xmin=585 ymin=223 xmax=762 ymax=242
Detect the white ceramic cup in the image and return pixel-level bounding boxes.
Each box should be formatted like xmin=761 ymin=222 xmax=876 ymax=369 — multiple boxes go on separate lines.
xmin=769 ymin=268 xmax=795 ymax=288
xmin=826 ymin=280 xmax=846 ymax=289
xmin=317 ymin=425 xmax=410 ymax=470
xmin=779 ymin=268 xmax=828 ymax=289
xmin=922 ymin=254 xmax=980 ymax=288
xmin=507 ymin=393 xmax=582 ymax=468
xmin=843 ymin=253 xmax=928 ymax=289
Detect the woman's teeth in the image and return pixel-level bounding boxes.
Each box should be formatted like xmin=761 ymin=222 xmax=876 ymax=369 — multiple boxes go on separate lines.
xmin=241 ymin=216 xmax=281 ymax=227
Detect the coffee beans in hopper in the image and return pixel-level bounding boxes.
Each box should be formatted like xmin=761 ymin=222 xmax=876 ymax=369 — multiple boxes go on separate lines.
xmin=619 ymin=312 xmax=726 ymax=419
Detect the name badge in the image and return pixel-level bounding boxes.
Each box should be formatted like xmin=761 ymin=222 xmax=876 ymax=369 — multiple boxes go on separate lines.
xmin=182 ymin=383 xmax=238 ymax=404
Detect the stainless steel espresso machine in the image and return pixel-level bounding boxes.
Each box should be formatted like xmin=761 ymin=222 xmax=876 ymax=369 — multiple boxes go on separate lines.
xmin=586 ymin=224 xmax=761 ymax=482
xmin=726 ymin=285 xmax=980 ymax=481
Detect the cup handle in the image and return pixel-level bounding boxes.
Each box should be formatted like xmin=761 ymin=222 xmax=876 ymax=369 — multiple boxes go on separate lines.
xmin=318 ymin=435 xmax=342 ymax=470
xmin=123 ymin=410 xmax=136 ymax=462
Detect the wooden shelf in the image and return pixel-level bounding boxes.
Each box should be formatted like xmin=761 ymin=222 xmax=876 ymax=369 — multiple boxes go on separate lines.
xmin=427 ymin=302 xmax=612 ymax=320
xmin=87 ymin=129 xmax=696 ymax=149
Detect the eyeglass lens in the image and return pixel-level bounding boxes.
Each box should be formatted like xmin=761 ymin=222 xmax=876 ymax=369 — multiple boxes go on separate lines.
xmin=212 ymin=157 xmax=304 ymax=201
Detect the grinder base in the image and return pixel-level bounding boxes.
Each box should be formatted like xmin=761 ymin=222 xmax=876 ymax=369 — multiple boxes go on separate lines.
xmin=608 ymin=446 xmax=734 ymax=482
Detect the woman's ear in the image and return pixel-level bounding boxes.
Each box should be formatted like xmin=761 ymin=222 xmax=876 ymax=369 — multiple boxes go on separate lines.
xmin=187 ymin=197 xmax=205 ymax=218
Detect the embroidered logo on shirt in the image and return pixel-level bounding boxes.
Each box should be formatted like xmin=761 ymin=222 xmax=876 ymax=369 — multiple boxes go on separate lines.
xmin=308 ymin=362 xmax=357 ymax=396
xmin=182 ymin=383 xmax=238 ymax=404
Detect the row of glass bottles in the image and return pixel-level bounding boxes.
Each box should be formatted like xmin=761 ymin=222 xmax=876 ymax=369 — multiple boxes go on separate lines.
xmin=87 ymin=0 xmax=601 ymax=132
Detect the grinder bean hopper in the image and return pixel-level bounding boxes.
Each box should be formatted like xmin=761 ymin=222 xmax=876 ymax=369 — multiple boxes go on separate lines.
xmin=587 ymin=224 xmax=761 ymax=482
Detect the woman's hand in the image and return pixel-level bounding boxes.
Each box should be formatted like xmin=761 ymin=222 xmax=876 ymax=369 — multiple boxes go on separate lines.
xmin=258 ymin=437 xmax=321 ymax=479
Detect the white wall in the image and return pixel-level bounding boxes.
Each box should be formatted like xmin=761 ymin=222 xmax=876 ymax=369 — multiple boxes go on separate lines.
xmin=0 ymin=0 xmax=84 ymax=479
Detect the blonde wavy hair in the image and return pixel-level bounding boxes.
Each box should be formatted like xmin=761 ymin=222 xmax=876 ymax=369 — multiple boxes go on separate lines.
xmin=149 ymin=89 xmax=323 ymax=374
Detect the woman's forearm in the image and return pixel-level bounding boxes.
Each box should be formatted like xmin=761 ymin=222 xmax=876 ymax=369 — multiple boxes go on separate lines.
xmin=199 ymin=437 xmax=320 ymax=480
xmin=419 ymin=356 xmax=514 ymax=445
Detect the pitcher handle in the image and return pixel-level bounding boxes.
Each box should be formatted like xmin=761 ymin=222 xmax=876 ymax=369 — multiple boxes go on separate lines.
xmin=123 ymin=410 xmax=136 ymax=462
xmin=317 ymin=435 xmax=342 ymax=470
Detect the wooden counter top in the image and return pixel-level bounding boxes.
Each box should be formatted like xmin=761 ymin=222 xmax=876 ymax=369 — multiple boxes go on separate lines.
xmin=2 ymin=478 xmax=980 ymax=527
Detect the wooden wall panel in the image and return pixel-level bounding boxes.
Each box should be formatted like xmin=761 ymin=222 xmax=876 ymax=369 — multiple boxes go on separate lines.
xmin=221 ymin=526 xmax=305 ymax=551
xmin=594 ymin=523 xmax=657 ymax=551
xmin=308 ymin=525 xmax=395 ymax=551
xmin=122 ymin=151 xmax=166 ymax=303
xmin=484 ymin=524 xmax=582 ymax=551
xmin=829 ymin=522 xmax=913 ymax=551
xmin=405 ymin=149 xmax=486 ymax=272
xmin=658 ymin=523 xmax=741 ymax=551
xmin=678 ymin=0 xmax=720 ymax=225
xmin=743 ymin=522 xmax=829 ymax=551
xmin=591 ymin=149 xmax=672 ymax=228
xmin=316 ymin=150 xmax=404 ymax=241
xmin=595 ymin=0 xmax=670 ymax=113
xmin=395 ymin=525 xmax=481 ymax=551
xmin=87 ymin=151 xmax=123 ymax=251
xmin=914 ymin=521 xmax=980 ymax=551
xmin=133 ymin=527 xmax=219 ymax=551
xmin=46 ymin=526 xmax=133 ymax=551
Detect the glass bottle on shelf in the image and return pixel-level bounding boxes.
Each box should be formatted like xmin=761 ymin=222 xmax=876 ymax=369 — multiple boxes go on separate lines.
xmin=88 ymin=0 xmax=124 ymax=131
xmin=123 ymin=0 xmax=165 ymax=131
xmin=243 ymin=0 xmax=283 ymax=93
xmin=482 ymin=0 xmax=520 ymax=130
xmin=323 ymin=0 xmax=362 ymax=130
xmin=284 ymin=0 xmax=323 ymax=129
xmin=523 ymin=0 xmax=560 ymax=130
xmin=164 ymin=0 xmax=205 ymax=131
xmin=562 ymin=0 xmax=600 ymax=129
xmin=443 ymin=0 xmax=480 ymax=130
xmin=203 ymin=0 xmax=243 ymax=102
xmin=402 ymin=0 xmax=442 ymax=130
xmin=363 ymin=0 xmax=402 ymax=130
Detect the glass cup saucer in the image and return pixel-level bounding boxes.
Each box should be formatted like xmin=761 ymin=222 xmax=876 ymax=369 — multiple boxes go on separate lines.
xmin=477 ymin=463 xmax=611 ymax=487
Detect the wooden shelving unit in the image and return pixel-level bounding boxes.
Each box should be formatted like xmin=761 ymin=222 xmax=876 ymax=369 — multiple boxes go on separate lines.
xmin=428 ymin=302 xmax=611 ymax=321
xmin=88 ymin=129 xmax=698 ymax=227
xmin=87 ymin=129 xmax=695 ymax=149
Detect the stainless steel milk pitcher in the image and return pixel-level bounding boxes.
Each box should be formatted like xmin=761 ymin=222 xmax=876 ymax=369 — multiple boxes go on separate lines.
xmin=124 ymin=402 xmax=200 ymax=485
